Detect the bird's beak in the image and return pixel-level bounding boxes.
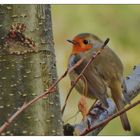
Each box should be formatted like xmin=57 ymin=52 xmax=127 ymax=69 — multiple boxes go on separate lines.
xmin=67 ymin=40 xmax=77 ymax=45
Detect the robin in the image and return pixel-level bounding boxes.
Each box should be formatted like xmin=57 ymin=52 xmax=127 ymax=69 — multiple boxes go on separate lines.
xmin=67 ymin=33 xmax=131 ymax=131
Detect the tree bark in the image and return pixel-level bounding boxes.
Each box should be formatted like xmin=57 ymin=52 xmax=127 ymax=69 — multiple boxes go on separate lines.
xmin=0 ymin=4 xmax=63 ymax=136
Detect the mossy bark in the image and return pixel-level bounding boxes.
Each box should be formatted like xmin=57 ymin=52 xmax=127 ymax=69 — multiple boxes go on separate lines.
xmin=0 ymin=4 xmax=63 ymax=136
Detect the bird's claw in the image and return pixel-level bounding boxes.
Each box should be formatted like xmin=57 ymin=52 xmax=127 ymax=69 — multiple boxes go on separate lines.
xmin=94 ymin=103 xmax=108 ymax=114
xmin=88 ymin=110 xmax=98 ymax=119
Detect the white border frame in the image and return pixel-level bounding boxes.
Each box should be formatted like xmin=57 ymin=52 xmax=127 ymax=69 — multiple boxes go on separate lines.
xmin=0 ymin=0 xmax=140 ymax=4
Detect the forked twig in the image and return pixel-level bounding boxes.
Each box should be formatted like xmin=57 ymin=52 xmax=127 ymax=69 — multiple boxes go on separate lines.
xmin=0 ymin=38 xmax=109 ymax=134
xmin=80 ymin=99 xmax=140 ymax=136
xmin=61 ymin=38 xmax=110 ymax=115
xmin=0 ymin=68 xmax=69 ymax=134
xmin=0 ymin=51 xmax=93 ymax=134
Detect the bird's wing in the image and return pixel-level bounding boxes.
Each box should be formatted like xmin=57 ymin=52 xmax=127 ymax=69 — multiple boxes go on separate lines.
xmin=84 ymin=67 xmax=109 ymax=108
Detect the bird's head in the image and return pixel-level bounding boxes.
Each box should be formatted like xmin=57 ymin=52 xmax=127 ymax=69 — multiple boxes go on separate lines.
xmin=67 ymin=33 xmax=102 ymax=54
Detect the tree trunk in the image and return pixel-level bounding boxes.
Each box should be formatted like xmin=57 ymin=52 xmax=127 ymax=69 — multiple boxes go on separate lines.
xmin=0 ymin=4 xmax=63 ymax=136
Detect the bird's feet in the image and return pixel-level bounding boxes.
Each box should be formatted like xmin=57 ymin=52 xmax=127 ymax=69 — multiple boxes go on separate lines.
xmin=88 ymin=101 xmax=108 ymax=119
xmin=94 ymin=102 xmax=108 ymax=113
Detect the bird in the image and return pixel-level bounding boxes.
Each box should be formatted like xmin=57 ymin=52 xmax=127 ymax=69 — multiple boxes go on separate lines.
xmin=67 ymin=33 xmax=131 ymax=131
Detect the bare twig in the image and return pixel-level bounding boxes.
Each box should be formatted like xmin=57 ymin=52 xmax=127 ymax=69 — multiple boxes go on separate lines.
xmin=0 ymin=38 xmax=110 ymax=134
xmin=0 ymin=68 xmax=69 ymax=134
xmin=61 ymin=38 xmax=110 ymax=115
xmin=0 ymin=50 xmax=95 ymax=134
xmin=64 ymin=110 xmax=80 ymax=123
xmin=0 ymin=47 xmax=93 ymax=134
xmin=80 ymin=99 xmax=140 ymax=136
xmin=79 ymin=75 xmax=88 ymax=119
xmin=68 ymin=58 xmax=85 ymax=74
xmin=71 ymin=65 xmax=140 ymax=136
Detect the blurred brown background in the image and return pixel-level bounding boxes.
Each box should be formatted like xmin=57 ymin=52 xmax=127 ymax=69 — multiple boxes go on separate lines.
xmin=51 ymin=5 xmax=140 ymax=135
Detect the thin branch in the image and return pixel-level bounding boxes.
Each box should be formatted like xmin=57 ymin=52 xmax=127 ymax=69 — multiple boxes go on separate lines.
xmin=0 ymin=45 xmax=93 ymax=134
xmin=71 ymin=65 xmax=140 ymax=136
xmin=0 ymin=68 xmax=69 ymax=134
xmin=0 ymin=48 xmax=97 ymax=134
xmin=65 ymin=110 xmax=80 ymax=123
xmin=0 ymin=38 xmax=110 ymax=134
xmin=68 ymin=58 xmax=85 ymax=74
xmin=61 ymin=38 xmax=110 ymax=115
xmin=80 ymin=99 xmax=140 ymax=136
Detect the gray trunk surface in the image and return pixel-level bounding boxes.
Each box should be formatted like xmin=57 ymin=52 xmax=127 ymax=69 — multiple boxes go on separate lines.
xmin=0 ymin=4 xmax=63 ymax=136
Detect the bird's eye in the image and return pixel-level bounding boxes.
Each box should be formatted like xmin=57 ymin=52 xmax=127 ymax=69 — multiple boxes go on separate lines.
xmin=83 ymin=40 xmax=89 ymax=45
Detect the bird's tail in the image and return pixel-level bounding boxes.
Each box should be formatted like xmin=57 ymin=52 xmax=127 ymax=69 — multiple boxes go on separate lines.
xmin=114 ymin=96 xmax=131 ymax=131
xmin=110 ymin=81 xmax=131 ymax=131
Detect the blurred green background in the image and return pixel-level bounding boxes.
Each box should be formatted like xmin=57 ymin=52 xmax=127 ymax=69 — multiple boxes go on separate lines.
xmin=51 ymin=5 xmax=140 ymax=135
